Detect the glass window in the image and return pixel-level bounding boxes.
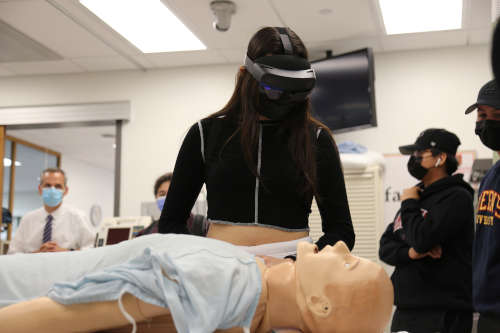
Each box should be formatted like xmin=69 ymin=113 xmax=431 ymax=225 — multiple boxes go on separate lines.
xmin=12 ymin=145 xmax=58 ymax=224
xmin=2 ymin=139 xmax=11 ymax=209
xmin=1 ymin=139 xmax=11 ymax=241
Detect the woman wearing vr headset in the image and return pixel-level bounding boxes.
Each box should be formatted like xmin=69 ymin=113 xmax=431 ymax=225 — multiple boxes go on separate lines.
xmin=158 ymin=27 xmax=354 ymax=260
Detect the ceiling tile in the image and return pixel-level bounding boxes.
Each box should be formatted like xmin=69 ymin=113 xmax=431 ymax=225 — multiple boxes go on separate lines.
xmin=47 ymin=0 xmax=145 ymax=57
xmin=0 ymin=20 xmax=63 ymax=63
xmin=215 ymin=48 xmax=246 ymax=64
xmin=163 ymin=0 xmax=283 ymax=50
xmin=0 ymin=0 xmax=118 ymax=58
xmin=2 ymin=59 xmax=83 ymax=75
xmin=381 ymin=30 xmax=468 ymax=52
xmin=71 ymin=56 xmax=137 ymax=71
xmin=272 ymin=0 xmax=381 ymax=43
xmin=0 ymin=0 xmax=492 ymax=75
xmin=145 ymin=49 xmax=227 ymax=68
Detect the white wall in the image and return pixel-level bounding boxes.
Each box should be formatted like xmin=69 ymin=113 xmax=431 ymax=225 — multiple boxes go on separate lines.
xmin=0 ymin=64 xmax=236 ymax=216
xmin=335 ymin=45 xmax=493 ymax=158
xmin=61 ymin=155 xmax=114 ymax=223
xmin=0 ymin=44 xmax=493 ymax=216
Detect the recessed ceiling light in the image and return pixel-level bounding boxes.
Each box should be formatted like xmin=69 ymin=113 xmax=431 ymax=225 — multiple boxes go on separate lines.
xmin=80 ymin=0 xmax=206 ymax=53
xmin=378 ymin=0 xmax=462 ymax=35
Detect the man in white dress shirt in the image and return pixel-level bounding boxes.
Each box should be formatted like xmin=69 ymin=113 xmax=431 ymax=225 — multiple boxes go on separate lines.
xmin=8 ymin=168 xmax=95 ymax=254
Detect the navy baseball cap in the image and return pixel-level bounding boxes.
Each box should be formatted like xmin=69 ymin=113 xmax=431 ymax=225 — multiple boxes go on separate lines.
xmin=399 ymin=128 xmax=461 ymax=155
xmin=465 ymin=79 xmax=500 ymax=114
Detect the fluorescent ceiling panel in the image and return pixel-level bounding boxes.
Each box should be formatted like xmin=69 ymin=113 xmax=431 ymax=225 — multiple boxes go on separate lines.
xmin=80 ymin=0 xmax=206 ymax=53
xmin=379 ymin=0 xmax=463 ymax=35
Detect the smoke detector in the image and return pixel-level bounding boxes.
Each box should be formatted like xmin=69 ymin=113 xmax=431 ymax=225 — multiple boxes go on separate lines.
xmin=210 ymin=0 xmax=236 ymax=32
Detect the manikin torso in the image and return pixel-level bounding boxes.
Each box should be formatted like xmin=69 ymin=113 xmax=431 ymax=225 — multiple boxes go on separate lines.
xmin=106 ymin=242 xmax=393 ymax=333
xmin=0 ymin=240 xmax=393 ymax=333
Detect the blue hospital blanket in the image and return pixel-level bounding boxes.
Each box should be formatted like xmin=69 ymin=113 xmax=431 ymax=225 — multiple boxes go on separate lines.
xmin=0 ymin=234 xmax=262 ymax=333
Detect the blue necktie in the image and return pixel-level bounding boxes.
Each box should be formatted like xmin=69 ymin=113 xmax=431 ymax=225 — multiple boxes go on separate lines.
xmin=42 ymin=215 xmax=53 ymax=243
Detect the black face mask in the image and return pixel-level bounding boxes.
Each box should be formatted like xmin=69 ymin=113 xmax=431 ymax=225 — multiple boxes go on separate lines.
xmin=258 ymin=93 xmax=297 ymax=120
xmin=407 ymin=155 xmax=429 ymax=180
xmin=475 ymin=120 xmax=500 ymax=151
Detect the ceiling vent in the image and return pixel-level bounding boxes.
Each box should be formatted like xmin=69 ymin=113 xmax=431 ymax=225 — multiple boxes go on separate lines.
xmin=0 ymin=20 xmax=62 ymax=63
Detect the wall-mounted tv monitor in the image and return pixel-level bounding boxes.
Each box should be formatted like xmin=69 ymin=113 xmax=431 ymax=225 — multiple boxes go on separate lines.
xmin=310 ymin=48 xmax=376 ymax=133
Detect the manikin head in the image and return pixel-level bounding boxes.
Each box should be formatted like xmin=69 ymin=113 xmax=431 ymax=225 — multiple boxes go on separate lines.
xmin=295 ymin=241 xmax=393 ymax=333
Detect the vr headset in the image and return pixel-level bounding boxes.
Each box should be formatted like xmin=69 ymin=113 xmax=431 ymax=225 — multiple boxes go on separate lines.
xmin=244 ymin=27 xmax=316 ymax=101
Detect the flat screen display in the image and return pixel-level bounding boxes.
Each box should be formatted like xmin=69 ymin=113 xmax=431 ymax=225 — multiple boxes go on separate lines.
xmin=105 ymin=227 xmax=130 ymax=245
xmin=310 ymin=48 xmax=376 ymax=133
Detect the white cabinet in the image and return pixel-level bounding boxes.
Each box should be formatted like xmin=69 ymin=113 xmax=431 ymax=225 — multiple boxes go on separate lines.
xmin=309 ymin=161 xmax=384 ymax=262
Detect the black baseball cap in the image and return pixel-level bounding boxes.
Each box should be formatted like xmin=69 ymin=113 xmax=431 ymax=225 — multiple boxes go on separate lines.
xmin=399 ymin=128 xmax=461 ymax=156
xmin=465 ymin=79 xmax=500 ymax=114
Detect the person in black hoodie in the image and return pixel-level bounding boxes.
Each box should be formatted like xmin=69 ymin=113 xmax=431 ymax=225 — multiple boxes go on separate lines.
xmin=379 ymin=128 xmax=474 ymax=333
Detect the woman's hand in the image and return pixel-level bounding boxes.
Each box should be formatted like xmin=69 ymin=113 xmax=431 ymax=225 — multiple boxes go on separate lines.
xmin=427 ymin=245 xmax=442 ymax=259
xmin=408 ymin=247 xmax=427 ymax=260
xmin=401 ymin=186 xmax=422 ymax=201
xmin=408 ymin=245 xmax=442 ymax=260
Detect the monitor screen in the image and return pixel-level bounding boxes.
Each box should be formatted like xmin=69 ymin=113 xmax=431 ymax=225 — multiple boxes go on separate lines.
xmin=310 ymin=48 xmax=376 ymax=133
xmin=106 ymin=227 xmax=130 ymax=245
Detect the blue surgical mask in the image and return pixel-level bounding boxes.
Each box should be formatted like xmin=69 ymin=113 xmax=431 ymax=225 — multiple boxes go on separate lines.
xmin=156 ymin=196 xmax=166 ymax=212
xmin=42 ymin=187 xmax=63 ymax=207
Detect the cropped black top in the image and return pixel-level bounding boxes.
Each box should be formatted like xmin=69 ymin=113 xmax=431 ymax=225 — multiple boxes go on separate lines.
xmin=159 ymin=116 xmax=355 ymax=250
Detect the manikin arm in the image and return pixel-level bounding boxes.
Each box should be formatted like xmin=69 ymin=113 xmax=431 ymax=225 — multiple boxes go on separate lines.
xmin=0 ymin=259 xmax=269 ymax=333
xmin=0 ymin=294 xmax=170 ymax=333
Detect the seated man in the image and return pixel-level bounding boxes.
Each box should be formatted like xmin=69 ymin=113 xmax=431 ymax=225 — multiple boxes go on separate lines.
xmin=7 ymin=168 xmax=95 ymax=254
xmin=0 ymin=234 xmax=393 ymax=333
xmin=138 ymin=172 xmax=208 ymax=237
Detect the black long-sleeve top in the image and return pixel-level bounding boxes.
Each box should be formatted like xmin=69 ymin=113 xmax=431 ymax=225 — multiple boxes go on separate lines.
xmin=159 ymin=116 xmax=354 ymax=250
xmin=379 ymin=174 xmax=474 ymax=310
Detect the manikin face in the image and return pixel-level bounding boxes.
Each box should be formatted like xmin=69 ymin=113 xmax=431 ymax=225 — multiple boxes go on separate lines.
xmin=295 ymin=241 xmax=393 ymax=333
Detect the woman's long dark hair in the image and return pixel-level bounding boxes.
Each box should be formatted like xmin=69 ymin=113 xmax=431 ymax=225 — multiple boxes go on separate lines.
xmin=209 ymin=27 xmax=334 ymax=197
